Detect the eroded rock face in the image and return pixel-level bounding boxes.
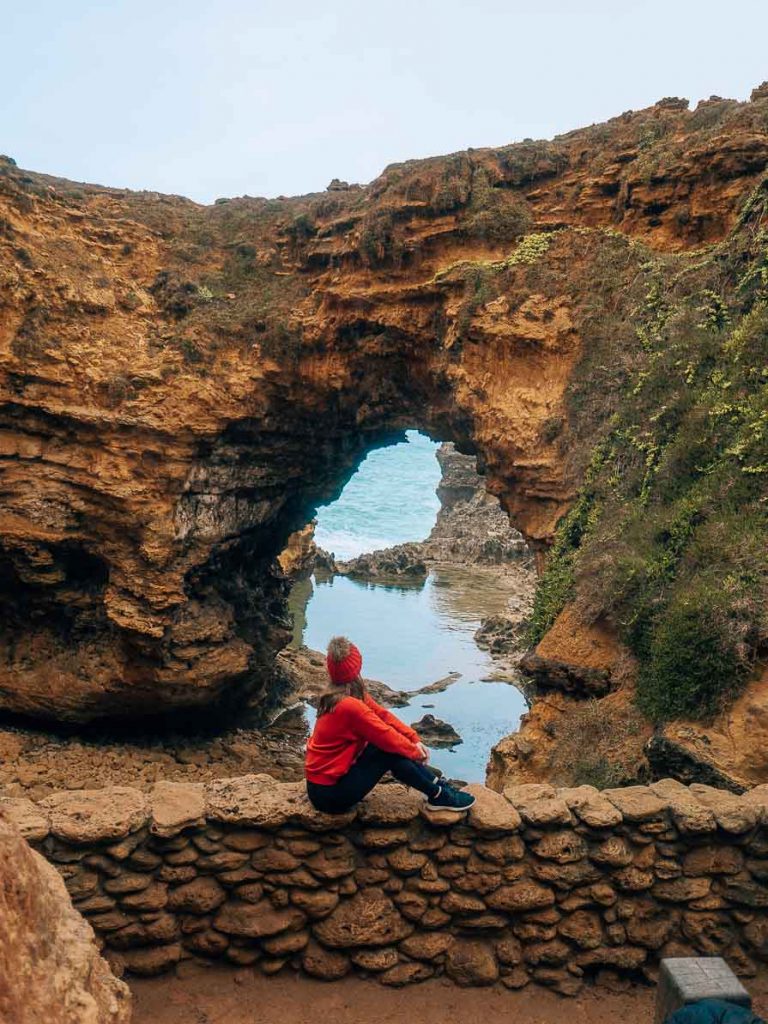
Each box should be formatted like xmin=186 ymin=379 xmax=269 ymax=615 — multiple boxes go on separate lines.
xmin=0 ymin=813 xmax=131 ymax=1024
xmin=646 ymin=667 xmax=768 ymax=793
xmin=1 ymin=94 xmax=767 ymax=722
xmin=487 ymin=604 xmax=650 ymax=791
xmin=424 ymin=443 xmax=529 ymax=565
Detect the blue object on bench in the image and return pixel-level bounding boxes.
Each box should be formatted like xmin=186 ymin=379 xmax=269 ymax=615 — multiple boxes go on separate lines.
xmin=667 ymin=999 xmax=765 ymax=1024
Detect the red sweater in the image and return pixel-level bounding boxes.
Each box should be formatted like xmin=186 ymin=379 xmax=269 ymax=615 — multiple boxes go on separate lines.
xmin=305 ymin=694 xmax=422 ymax=785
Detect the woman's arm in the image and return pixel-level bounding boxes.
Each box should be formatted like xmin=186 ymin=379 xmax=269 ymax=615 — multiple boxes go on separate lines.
xmin=364 ymin=694 xmax=421 ymax=744
xmin=345 ymin=699 xmax=422 ymax=759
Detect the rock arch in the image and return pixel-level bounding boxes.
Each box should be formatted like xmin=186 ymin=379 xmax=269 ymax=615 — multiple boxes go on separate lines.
xmin=1 ymin=92 xmax=765 ymax=723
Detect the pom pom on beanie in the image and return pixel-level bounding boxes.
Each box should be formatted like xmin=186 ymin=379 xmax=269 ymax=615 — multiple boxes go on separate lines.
xmin=326 ymin=636 xmax=363 ymax=685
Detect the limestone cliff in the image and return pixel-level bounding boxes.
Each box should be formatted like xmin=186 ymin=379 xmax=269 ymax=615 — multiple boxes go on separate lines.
xmin=1 ymin=89 xmax=767 ymax=723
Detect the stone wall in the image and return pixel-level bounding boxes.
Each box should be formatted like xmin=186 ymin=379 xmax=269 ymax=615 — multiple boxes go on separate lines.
xmin=4 ymin=776 xmax=768 ymax=994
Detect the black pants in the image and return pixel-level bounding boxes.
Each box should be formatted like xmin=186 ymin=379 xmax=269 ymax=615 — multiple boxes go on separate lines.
xmin=306 ymin=744 xmax=439 ymax=814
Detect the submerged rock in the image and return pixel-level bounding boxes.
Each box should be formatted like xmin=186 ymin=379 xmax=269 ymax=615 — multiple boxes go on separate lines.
xmin=413 ymin=714 xmax=462 ymax=748
xmin=475 ymin=615 xmax=528 ymax=657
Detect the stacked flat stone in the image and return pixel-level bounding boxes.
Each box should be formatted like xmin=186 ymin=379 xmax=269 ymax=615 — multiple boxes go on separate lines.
xmin=3 ymin=775 xmax=768 ymax=994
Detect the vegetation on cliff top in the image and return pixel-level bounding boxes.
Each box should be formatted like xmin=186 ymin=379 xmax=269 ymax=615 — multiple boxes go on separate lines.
xmin=530 ymin=177 xmax=768 ymax=722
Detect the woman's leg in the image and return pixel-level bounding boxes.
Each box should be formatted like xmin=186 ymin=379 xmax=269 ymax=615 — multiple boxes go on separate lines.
xmin=381 ymin=753 xmax=440 ymax=796
xmin=307 ymin=745 xmax=438 ymax=813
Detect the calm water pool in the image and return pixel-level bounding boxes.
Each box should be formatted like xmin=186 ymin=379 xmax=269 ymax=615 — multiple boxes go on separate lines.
xmin=290 ymin=567 xmax=527 ymax=782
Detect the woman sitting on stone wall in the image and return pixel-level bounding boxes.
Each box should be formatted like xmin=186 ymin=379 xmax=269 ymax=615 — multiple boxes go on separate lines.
xmin=305 ymin=636 xmax=475 ymax=814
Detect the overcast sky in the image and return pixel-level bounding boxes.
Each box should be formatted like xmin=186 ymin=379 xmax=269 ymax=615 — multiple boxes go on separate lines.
xmin=3 ymin=0 xmax=767 ymax=204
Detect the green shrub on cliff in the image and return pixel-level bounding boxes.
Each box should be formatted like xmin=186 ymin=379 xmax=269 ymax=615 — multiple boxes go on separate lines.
xmin=530 ymin=181 xmax=768 ymax=722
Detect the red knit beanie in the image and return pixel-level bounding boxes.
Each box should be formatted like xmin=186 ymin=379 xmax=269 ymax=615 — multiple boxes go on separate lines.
xmin=326 ymin=636 xmax=363 ymax=685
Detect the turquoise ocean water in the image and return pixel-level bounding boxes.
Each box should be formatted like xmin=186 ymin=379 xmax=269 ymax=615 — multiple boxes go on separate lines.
xmin=313 ymin=431 xmax=442 ymax=559
xmin=293 ymin=431 xmax=526 ymax=782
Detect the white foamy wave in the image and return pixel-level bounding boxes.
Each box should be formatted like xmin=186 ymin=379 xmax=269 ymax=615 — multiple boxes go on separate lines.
xmin=313 ymin=529 xmax=396 ymax=561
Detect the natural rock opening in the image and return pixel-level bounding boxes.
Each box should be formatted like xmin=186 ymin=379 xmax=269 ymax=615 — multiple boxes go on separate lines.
xmin=1 ymin=91 xmax=767 ymax=742
xmin=283 ymin=431 xmax=533 ymax=781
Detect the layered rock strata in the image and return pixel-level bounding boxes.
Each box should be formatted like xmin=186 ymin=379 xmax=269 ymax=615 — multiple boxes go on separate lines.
xmin=2 ymin=91 xmax=767 ymax=723
xmin=6 ymin=775 xmax=768 ymax=993
xmin=424 ymin=443 xmax=530 ymax=566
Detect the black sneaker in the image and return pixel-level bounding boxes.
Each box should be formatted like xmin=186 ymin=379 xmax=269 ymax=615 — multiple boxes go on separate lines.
xmin=427 ymin=783 xmax=476 ymax=811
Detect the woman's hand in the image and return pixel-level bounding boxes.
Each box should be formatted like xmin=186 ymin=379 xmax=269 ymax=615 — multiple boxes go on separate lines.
xmin=415 ymin=742 xmax=429 ymax=762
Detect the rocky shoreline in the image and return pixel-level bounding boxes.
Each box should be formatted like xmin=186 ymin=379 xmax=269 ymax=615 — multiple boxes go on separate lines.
xmin=318 ymin=443 xmax=534 ymax=584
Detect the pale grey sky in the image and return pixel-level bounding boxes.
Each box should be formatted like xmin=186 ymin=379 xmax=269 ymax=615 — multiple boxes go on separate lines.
xmin=3 ymin=0 xmax=767 ymax=203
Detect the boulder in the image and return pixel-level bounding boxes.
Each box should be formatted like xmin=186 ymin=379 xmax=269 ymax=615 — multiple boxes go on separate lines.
xmin=149 ymin=782 xmax=205 ymax=837
xmin=399 ymin=931 xmax=453 ymax=960
xmin=689 ymin=785 xmax=760 ymax=833
xmin=261 ymin=929 xmax=310 ymax=955
xmin=445 ymin=938 xmax=499 ymax=985
xmin=533 ymin=966 xmax=583 ymax=996
xmin=387 ymin=847 xmax=427 ymax=874
xmin=206 ymin=775 xmax=355 ymax=831
xmin=290 ymin=889 xmax=340 ymax=919
xmin=358 ymin=784 xmax=424 ymax=824
xmin=532 ymin=830 xmax=587 ymax=863
xmin=495 ymin=935 xmax=523 ymax=965
xmin=41 ymin=788 xmax=148 ymax=844
xmin=466 ymin=785 xmax=521 ymax=833
xmin=380 ymin=962 xmax=434 ymax=986
xmin=119 ymin=944 xmax=182 ymax=977
xmin=167 ymin=877 xmax=226 ymax=914
xmin=683 ymin=846 xmax=744 ymax=876
xmin=349 ymin=947 xmax=399 ymax=971
xmin=503 ymin=785 xmax=573 ymax=826
xmin=589 ymin=836 xmax=634 ymax=868
xmin=213 ymin=899 xmax=305 ymax=938
xmin=650 ymin=778 xmax=717 ymax=834
xmin=0 ymin=797 xmax=50 ymax=841
xmin=558 ymin=910 xmax=604 ymax=950
xmin=602 ymin=786 xmax=667 ymax=822
xmin=486 ymin=880 xmax=555 ymax=912
xmin=302 ymin=941 xmax=350 ymax=980
xmin=314 ymin=891 xmax=413 ymax=948
xmin=0 ymin=815 xmax=131 ymax=1023
xmin=558 ymin=786 xmax=623 ymax=828
xmin=575 ymin=945 xmax=647 ymax=970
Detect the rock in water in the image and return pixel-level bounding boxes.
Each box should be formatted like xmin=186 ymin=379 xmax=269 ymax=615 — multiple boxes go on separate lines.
xmin=0 ymin=814 xmax=132 ymax=1024
xmin=313 ymin=547 xmax=339 ymax=576
xmin=413 ymin=714 xmax=462 ymax=747
xmin=423 ymin=444 xmax=530 ymax=566
xmin=337 ymin=543 xmax=428 ymax=581
xmin=475 ymin=615 xmax=527 ymax=657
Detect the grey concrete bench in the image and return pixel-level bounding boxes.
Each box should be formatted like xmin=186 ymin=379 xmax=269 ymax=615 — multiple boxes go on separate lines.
xmin=655 ymin=958 xmax=752 ymax=1023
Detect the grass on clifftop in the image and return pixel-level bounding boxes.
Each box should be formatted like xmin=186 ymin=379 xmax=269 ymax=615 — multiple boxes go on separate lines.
xmin=529 ymin=178 xmax=768 ymax=723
